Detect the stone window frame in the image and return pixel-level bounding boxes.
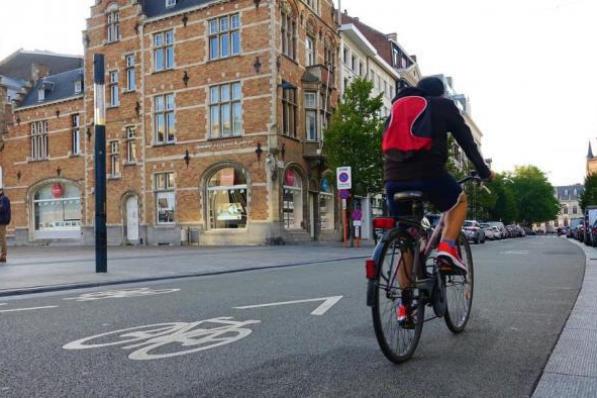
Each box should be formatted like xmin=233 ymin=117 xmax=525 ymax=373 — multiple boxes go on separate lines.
xmin=305 ymin=34 xmax=316 ymax=66
xmin=154 ymin=171 xmax=176 ymax=225
xmin=208 ymin=81 xmax=242 ymax=139
xmin=124 ymin=53 xmax=136 ymax=92
xmin=304 ymin=91 xmax=318 ymax=142
xmin=125 ymin=126 xmax=137 ymax=165
xmin=281 ymin=7 xmax=297 ymax=61
xmin=106 ymin=7 xmax=120 ymax=44
xmin=30 ymin=120 xmax=48 ymax=161
xmin=153 ymin=30 xmax=175 ymax=72
xmin=71 ymin=114 xmax=81 ymax=156
xmin=153 ymin=93 xmax=176 ymax=145
xmin=208 ymin=13 xmax=241 ymax=61
xmin=281 ymin=85 xmax=297 ymax=138
xmin=108 ymin=70 xmax=119 ymax=107
xmin=108 ymin=140 xmax=120 ymax=178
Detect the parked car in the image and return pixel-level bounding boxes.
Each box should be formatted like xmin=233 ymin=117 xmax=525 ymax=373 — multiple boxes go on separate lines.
xmin=463 ymin=220 xmax=486 ymax=244
xmin=506 ymin=224 xmax=520 ymax=238
xmin=480 ymin=223 xmax=495 ymax=240
xmin=585 ymin=207 xmax=597 ymax=245
xmin=487 ymin=222 xmax=507 ymax=239
xmin=523 ymin=226 xmax=536 ymax=236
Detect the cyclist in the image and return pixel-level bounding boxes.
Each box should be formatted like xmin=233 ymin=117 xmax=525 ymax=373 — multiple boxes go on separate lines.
xmin=382 ymin=76 xmax=493 ymax=324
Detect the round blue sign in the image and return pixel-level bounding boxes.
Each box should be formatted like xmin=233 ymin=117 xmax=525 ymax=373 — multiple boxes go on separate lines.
xmin=339 ymin=173 xmax=349 ymax=183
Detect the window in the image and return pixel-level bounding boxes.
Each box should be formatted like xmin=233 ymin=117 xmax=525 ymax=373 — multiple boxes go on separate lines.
xmin=109 ymin=71 xmax=119 ymax=107
xmin=74 ymin=80 xmax=82 ymax=94
xmin=283 ymin=169 xmax=303 ymax=230
xmin=351 ymin=55 xmax=356 ymax=72
xmin=166 ymin=0 xmax=176 ymax=7
xmin=109 ymin=141 xmax=120 ymax=177
xmin=126 ymin=127 xmax=136 ymax=163
xmin=573 ymin=206 xmax=578 ymax=215
xmin=207 ymin=167 xmax=248 ymax=229
xmin=125 ymin=54 xmax=136 ymax=91
xmin=155 ymin=172 xmax=175 ymax=224
xmin=209 ymin=82 xmax=242 ymax=138
xmin=38 ymin=88 xmax=45 ymax=102
xmin=72 ymin=114 xmax=80 ymax=156
xmin=324 ymin=42 xmax=334 ymax=69
xmin=282 ymin=86 xmax=296 ymax=137
xmin=31 ymin=120 xmax=48 ymax=160
xmin=305 ymin=0 xmax=318 ymax=12
xmin=33 ymin=182 xmax=81 ymax=239
xmin=107 ymin=10 xmax=120 ymax=43
xmin=281 ymin=10 xmax=296 ymax=60
xmin=306 ymin=36 xmax=315 ymax=66
xmin=154 ymin=30 xmax=174 ymax=72
xmin=359 ymin=61 xmax=364 ymax=76
xmin=319 ymin=177 xmax=335 ymax=230
xmin=390 ymin=86 xmax=395 ymax=99
xmin=209 ymin=14 xmax=240 ymax=60
xmin=305 ymin=92 xmax=318 ymax=141
xmin=154 ymin=94 xmax=175 ymax=144
xmin=343 ymin=47 xmax=349 ymax=65
xmin=564 ymin=206 xmax=569 ymax=215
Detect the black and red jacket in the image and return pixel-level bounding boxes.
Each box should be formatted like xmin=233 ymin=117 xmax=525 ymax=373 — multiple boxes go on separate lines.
xmin=383 ymin=87 xmax=490 ymax=181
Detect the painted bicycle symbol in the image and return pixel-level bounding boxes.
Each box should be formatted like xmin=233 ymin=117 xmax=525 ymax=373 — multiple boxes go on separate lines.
xmin=63 ymin=317 xmax=260 ymax=360
xmin=63 ymin=288 xmax=180 ymax=302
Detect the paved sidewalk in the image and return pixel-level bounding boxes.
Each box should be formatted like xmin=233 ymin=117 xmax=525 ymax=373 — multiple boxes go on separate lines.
xmin=0 ymin=244 xmax=371 ymax=297
xmin=534 ymin=239 xmax=597 ymax=397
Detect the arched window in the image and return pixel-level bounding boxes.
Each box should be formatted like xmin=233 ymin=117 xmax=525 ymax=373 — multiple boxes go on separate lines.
xmin=32 ymin=182 xmax=81 ymax=239
xmin=281 ymin=5 xmax=297 ymax=60
xmin=283 ymin=169 xmax=303 ymax=229
xmin=319 ymin=176 xmax=335 ymax=230
xmin=207 ymin=167 xmax=248 ymax=229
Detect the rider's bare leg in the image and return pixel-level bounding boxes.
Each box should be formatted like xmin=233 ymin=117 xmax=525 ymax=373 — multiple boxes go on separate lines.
xmin=397 ymin=249 xmax=413 ymax=290
xmin=442 ymin=193 xmax=468 ymax=241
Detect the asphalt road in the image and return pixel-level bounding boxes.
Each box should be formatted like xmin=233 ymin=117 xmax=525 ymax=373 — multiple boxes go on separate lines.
xmin=0 ymin=237 xmax=585 ymax=398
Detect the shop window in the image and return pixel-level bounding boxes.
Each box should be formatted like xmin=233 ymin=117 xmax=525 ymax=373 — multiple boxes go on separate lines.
xmin=155 ymin=172 xmax=175 ymax=224
xmin=207 ymin=167 xmax=248 ymax=229
xmin=33 ymin=182 xmax=81 ymax=238
xmin=283 ymin=169 xmax=303 ymax=229
xmin=319 ymin=177 xmax=335 ymax=230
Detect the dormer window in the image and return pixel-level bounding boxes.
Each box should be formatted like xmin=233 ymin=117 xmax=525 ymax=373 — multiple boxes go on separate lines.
xmin=38 ymin=88 xmax=45 ymax=102
xmin=166 ymin=0 xmax=177 ymax=7
xmin=74 ymin=80 xmax=82 ymax=95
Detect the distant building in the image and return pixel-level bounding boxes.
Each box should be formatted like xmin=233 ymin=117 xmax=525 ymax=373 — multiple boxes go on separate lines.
xmin=587 ymin=141 xmax=597 ymax=175
xmin=535 ymin=184 xmax=583 ymax=232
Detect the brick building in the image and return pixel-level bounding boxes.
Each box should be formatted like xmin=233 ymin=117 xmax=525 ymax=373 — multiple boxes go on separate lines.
xmin=1 ymin=0 xmax=341 ymax=246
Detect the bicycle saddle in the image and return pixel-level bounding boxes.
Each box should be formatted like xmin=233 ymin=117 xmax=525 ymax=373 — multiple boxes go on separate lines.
xmin=393 ymin=191 xmax=425 ymax=202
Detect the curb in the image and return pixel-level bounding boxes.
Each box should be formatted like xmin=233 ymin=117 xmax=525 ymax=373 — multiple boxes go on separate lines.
xmin=0 ymin=255 xmax=368 ymax=298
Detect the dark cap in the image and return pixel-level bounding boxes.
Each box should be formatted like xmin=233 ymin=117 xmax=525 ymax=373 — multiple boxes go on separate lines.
xmin=416 ymin=76 xmax=445 ymax=97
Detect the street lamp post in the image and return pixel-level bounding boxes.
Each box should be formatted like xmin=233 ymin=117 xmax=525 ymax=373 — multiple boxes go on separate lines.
xmin=94 ymin=54 xmax=107 ymax=273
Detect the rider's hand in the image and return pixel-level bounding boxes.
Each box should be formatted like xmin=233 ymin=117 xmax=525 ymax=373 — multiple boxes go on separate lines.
xmin=488 ymin=170 xmax=497 ymax=182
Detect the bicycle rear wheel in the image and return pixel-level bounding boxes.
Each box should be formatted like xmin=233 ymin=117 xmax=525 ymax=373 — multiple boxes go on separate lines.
xmin=372 ymin=231 xmax=425 ymax=363
xmin=444 ymin=233 xmax=474 ymax=333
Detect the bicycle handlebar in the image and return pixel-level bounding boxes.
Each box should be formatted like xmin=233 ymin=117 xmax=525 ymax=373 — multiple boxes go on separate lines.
xmin=458 ymin=173 xmax=492 ymax=194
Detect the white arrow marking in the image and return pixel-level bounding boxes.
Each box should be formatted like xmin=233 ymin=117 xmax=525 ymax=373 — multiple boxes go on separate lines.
xmin=234 ymin=296 xmax=343 ymax=316
xmin=0 ymin=305 xmax=58 ymax=313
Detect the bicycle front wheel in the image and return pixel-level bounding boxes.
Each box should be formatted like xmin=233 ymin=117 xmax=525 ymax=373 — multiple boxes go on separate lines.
xmin=444 ymin=233 xmax=474 ymax=333
xmin=372 ymin=231 xmax=425 ymax=363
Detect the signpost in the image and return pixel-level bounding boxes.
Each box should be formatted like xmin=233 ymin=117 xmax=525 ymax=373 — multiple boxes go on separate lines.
xmin=337 ymin=167 xmax=352 ymax=247
xmin=94 ymin=54 xmax=107 ymax=273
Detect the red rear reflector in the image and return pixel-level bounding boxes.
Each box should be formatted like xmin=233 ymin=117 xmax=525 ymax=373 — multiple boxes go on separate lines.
xmin=365 ymin=259 xmax=377 ymax=279
xmin=373 ymin=217 xmax=396 ymax=230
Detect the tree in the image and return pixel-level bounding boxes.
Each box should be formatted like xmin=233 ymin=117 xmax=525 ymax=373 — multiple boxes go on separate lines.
xmin=510 ymin=165 xmax=560 ymax=225
xmin=485 ymin=174 xmax=518 ymax=224
xmin=323 ymin=77 xmax=385 ymax=196
xmin=580 ymin=173 xmax=597 ymax=211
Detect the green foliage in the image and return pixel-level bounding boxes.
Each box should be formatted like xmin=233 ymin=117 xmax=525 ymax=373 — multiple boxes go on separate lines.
xmin=323 ymin=77 xmax=385 ymax=196
xmin=580 ymin=173 xmax=597 ymax=211
xmin=509 ymin=165 xmax=560 ymax=225
xmin=484 ymin=174 xmax=518 ymax=224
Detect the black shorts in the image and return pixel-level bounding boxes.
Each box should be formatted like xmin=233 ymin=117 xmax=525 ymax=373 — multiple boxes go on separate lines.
xmin=385 ymin=173 xmax=463 ymax=215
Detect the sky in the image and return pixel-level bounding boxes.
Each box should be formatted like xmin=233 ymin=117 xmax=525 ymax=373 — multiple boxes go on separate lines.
xmin=1 ymin=0 xmax=595 ymax=186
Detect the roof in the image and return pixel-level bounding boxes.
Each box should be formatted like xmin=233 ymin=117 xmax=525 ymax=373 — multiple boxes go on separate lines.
xmin=19 ymin=68 xmax=83 ymax=108
xmin=555 ymin=184 xmax=584 ymax=201
xmin=0 ymin=75 xmax=27 ymax=91
xmin=142 ymin=0 xmax=213 ymax=18
xmin=0 ymin=49 xmax=82 ymax=81
xmin=341 ymin=14 xmax=414 ymax=70
xmin=589 ymin=142 xmax=594 ymax=159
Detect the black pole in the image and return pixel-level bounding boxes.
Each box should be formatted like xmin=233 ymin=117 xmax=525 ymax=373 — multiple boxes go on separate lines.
xmin=94 ymin=54 xmax=107 ymax=273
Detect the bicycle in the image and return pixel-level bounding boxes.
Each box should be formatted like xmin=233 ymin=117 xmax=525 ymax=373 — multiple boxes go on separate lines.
xmin=365 ymin=174 xmax=489 ymax=363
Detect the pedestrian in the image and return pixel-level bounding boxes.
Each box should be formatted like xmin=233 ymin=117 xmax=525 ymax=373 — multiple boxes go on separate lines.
xmin=352 ymin=202 xmax=363 ymax=248
xmin=0 ymin=188 xmax=11 ymax=263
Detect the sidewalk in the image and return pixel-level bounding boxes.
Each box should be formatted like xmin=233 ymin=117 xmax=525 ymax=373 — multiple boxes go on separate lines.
xmin=534 ymin=239 xmax=597 ymax=397
xmin=0 ymin=244 xmax=372 ymax=297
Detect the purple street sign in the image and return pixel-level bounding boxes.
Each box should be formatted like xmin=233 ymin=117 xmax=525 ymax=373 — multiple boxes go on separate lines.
xmin=339 ymin=189 xmax=350 ymax=199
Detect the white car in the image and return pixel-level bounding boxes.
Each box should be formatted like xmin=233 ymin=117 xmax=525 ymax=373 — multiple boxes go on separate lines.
xmin=480 ymin=223 xmax=495 ymax=240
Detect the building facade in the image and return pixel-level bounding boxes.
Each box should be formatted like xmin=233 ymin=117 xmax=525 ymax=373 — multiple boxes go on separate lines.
xmin=553 ymin=184 xmax=583 ymax=228
xmin=0 ymin=0 xmax=341 ymax=246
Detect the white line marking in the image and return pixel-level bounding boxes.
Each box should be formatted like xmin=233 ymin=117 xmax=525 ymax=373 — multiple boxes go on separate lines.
xmin=0 ymin=303 xmax=7 ymax=306
xmin=234 ymin=296 xmax=343 ymax=316
xmin=0 ymin=306 xmax=58 ymax=313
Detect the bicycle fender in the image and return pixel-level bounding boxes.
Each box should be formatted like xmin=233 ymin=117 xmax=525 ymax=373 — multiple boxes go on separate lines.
xmin=366 ymin=280 xmax=376 ymax=307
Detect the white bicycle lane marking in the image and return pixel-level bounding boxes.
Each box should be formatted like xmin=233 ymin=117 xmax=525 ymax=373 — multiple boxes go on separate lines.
xmin=0 ymin=305 xmax=58 ymax=313
xmin=63 ymin=317 xmax=261 ymax=360
xmin=234 ymin=296 xmax=343 ymax=316
xmin=63 ymin=287 xmax=181 ymax=302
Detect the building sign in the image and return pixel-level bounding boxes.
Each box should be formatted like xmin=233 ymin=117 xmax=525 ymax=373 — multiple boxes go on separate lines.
xmin=52 ymin=183 xmax=64 ymax=199
xmin=336 ymin=167 xmax=352 ymax=190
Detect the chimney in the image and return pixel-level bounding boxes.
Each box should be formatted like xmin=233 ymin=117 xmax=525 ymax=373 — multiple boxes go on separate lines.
xmin=411 ymin=55 xmax=417 ymax=63
xmin=387 ymin=33 xmax=398 ymax=42
xmin=31 ymin=63 xmax=50 ymax=82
